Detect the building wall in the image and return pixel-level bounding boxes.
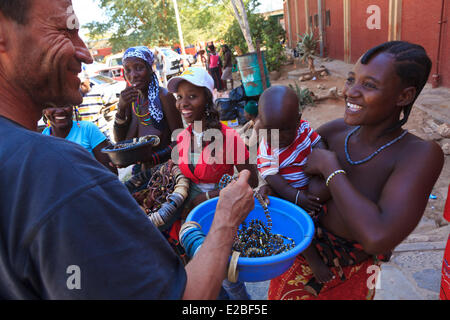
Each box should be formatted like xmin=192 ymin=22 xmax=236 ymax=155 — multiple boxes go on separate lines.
xmin=349 ymin=0 xmax=389 ymax=63
xmin=323 ymin=0 xmax=344 ymax=60
xmin=286 ymin=0 xmax=298 ymax=45
xmin=293 ymin=0 xmax=306 ymax=43
xmin=283 ymin=0 xmax=449 ymax=87
xmin=401 ymin=0 xmax=449 ymax=87
xmin=440 ymin=1 xmax=450 ymax=87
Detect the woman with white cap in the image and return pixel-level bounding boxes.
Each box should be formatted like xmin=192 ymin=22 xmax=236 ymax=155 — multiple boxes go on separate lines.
xmin=168 ymin=67 xmax=258 ymax=212
xmin=167 ymin=67 xmax=259 ymax=299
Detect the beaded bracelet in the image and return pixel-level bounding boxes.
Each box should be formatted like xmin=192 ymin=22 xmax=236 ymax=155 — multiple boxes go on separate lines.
xmin=325 ymin=169 xmax=346 ymax=187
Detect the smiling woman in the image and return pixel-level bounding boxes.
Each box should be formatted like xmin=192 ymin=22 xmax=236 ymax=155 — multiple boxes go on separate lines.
xmin=42 ymin=105 xmax=117 ymax=174
xmin=268 ymin=41 xmax=445 ymax=300
xmin=112 ymin=46 xmax=183 ymax=173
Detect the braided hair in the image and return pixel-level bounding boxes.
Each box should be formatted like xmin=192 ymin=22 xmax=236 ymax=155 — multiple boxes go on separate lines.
xmin=361 ymin=41 xmax=432 ymax=132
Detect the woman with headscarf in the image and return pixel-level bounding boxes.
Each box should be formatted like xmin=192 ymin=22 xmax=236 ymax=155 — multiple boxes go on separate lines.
xmin=113 ymin=46 xmax=183 ymax=173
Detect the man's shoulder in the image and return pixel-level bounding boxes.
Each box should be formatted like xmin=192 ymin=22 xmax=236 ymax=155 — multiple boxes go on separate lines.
xmin=0 ymin=119 xmax=108 ymax=177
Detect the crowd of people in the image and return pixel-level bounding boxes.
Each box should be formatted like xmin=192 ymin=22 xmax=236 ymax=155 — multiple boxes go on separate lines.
xmin=0 ymin=0 xmax=447 ymax=301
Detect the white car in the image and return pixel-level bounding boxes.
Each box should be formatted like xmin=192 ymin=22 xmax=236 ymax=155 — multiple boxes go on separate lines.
xmin=154 ymin=47 xmax=183 ymax=78
xmin=105 ymin=52 xmax=124 ymax=68
xmin=181 ymin=53 xmax=196 ymax=66
xmin=88 ymin=74 xmax=126 ymax=105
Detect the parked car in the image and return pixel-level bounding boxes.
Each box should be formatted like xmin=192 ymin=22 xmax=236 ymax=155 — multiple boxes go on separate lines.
xmin=105 ymin=52 xmax=124 ymax=68
xmin=154 ymin=47 xmax=183 ymax=78
xmin=95 ymin=66 xmax=125 ymax=82
xmin=181 ymin=53 xmax=197 ymax=66
xmin=87 ymin=74 xmax=127 ymax=111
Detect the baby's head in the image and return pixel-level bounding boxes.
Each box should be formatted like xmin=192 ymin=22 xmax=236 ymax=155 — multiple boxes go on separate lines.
xmin=258 ymin=85 xmax=301 ymax=148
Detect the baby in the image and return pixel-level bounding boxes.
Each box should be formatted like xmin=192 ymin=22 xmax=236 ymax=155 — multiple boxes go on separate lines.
xmin=256 ymin=85 xmax=333 ymax=292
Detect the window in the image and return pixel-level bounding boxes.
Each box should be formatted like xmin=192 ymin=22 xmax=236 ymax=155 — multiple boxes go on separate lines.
xmin=314 ymin=14 xmax=319 ymax=27
xmin=309 ymin=16 xmax=313 ymax=29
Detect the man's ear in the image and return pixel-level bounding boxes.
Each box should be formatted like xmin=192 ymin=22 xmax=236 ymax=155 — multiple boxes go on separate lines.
xmin=397 ymin=86 xmax=417 ymax=107
xmin=0 ymin=16 xmax=7 ymax=53
xmin=0 ymin=12 xmax=14 ymax=53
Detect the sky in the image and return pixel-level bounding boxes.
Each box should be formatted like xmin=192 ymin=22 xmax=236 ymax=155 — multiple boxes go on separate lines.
xmin=73 ymin=0 xmax=284 ymax=40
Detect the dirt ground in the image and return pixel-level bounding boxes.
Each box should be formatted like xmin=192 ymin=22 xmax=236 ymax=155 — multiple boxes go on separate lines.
xmin=230 ymin=61 xmax=450 ymax=241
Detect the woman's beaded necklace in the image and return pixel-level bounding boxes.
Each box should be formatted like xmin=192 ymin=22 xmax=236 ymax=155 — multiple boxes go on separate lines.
xmin=132 ymin=91 xmax=151 ymax=126
xmin=345 ymin=126 xmax=408 ymax=165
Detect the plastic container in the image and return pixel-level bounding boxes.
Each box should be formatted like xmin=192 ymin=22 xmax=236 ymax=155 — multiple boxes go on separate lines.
xmin=186 ymin=196 xmax=314 ymax=282
xmin=235 ymin=52 xmax=271 ymax=97
xmin=101 ymin=135 xmax=159 ymax=167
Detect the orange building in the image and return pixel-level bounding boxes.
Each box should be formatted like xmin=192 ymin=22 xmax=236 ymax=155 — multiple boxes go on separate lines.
xmin=284 ymin=0 xmax=449 ymax=87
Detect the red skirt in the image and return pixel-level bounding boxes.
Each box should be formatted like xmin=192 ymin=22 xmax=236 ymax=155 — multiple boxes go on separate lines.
xmin=268 ymin=255 xmax=380 ymax=300
xmin=440 ymin=234 xmax=450 ymax=300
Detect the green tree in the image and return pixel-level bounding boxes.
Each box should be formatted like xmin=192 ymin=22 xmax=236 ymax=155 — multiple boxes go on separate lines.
xmin=85 ymin=0 xmax=235 ymax=52
xmin=179 ymin=0 xmax=234 ymax=44
xmin=223 ymin=0 xmax=286 ymax=71
xmin=85 ymin=0 xmax=178 ymax=51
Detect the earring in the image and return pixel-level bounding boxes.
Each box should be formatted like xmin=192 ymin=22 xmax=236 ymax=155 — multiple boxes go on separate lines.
xmin=74 ymin=107 xmax=81 ymax=127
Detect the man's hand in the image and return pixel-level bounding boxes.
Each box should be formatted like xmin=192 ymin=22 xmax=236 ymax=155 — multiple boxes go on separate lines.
xmin=183 ymin=170 xmax=255 ymax=300
xmin=214 ymin=170 xmax=255 ymax=231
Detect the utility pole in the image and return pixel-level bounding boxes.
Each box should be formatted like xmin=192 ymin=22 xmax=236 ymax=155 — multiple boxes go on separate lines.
xmin=172 ymin=0 xmax=188 ymax=66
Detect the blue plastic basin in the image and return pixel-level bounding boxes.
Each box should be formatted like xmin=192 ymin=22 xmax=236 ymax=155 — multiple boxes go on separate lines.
xmin=186 ymin=196 xmax=314 ymax=282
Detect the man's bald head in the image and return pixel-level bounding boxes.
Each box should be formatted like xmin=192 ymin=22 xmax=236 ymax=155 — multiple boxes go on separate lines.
xmin=258 ymin=85 xmax=300 ymax=128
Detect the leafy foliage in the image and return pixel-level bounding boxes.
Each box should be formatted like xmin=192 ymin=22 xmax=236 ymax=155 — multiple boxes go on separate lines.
xmin=296 ymin=32 xmax=318 ymax=74
xmin=85 ymin=0 xmax=234 ymax=53
xmin=83 ymin=0 xmax=287 ymax=71
xmin=288 ymin=81 xmax=315 ymax=114
xmin=223 ymin=0 xmax=286 ymax=72
xmin=85 ymin=0 xmax=178 ymax=52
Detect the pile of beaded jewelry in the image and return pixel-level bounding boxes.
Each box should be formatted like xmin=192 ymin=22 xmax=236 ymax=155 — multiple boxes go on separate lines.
xmin=132 ymin=160 xmax=190 ymax=228
xmin=112 ymin=135 xmax=158 ymax=150
xmin=218 ymin=174 xmax=295 ymax=258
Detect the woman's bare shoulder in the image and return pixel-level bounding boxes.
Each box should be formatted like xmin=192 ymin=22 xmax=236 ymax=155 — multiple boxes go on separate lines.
xmin=158 ymin=86 xmax=177 ymax=112
xmin=399 ymin=133 xmax=444 ymax=164
xmin=315 ymin=118 xmax=349 ymax=139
